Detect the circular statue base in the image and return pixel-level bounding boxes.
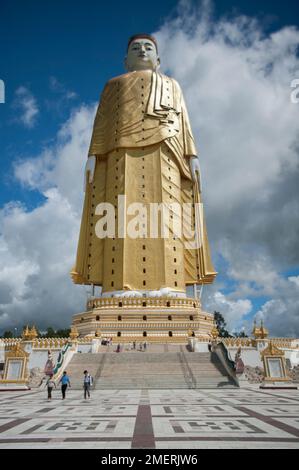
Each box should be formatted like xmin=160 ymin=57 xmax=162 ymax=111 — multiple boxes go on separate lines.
xmin=72 ymin=296 xmax=214 ymax=342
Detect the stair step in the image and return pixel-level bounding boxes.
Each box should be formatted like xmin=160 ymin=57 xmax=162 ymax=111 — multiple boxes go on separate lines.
xmin=64 ymin=351 xmax=238 ymax=390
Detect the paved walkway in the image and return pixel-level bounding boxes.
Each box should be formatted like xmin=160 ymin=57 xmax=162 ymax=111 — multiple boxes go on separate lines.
xmin=0 ymin=387 xmax=299 ymax=448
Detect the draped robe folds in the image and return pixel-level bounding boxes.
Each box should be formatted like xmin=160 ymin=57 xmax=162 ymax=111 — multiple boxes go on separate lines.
xmin=71 ymin=70 xmax=216 ymax=293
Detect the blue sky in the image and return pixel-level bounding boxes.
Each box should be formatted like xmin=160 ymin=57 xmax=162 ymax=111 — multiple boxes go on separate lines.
xmin=1 ymin=0 xmax=298 ymax=205
xmin=0 ymin=0 xmax=299 ymax=335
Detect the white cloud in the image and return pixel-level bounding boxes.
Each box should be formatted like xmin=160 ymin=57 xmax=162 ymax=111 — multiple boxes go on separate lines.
xmin=46 ymin=77 xmax=78 ymax=114
xmin=49 ymin=77 xmax=77 ymax=99
xmin=206 ymin=290 xmax=252 ymax=332
xmin=254 ymin=275 xmax=299 ymax=337
xmin=14 ymin=105 xmax=96 ymax=209
xmin=289 ymin=276 xmax=299 ymax=288
xmin=14 ymin=86 xmax=39 ymax=128
xmin=154 ymin=0 xmax=299 ymax=336
xmin=0 ymin=105 xmax=96 ymax=331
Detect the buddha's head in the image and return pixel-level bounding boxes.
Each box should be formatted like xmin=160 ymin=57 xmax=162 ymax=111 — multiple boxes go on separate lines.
xmin=125 ymin=34 xmax=160 ymax=72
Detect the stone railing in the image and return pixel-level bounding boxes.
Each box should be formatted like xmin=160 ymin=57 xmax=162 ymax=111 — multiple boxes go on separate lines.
xmin=53 ymin=342 xmax=72 ymax=375
xmin=221 ymin=337 xmax=298 ymax=349
xmin=87 ymin=296 xmax=201 ymax=310
xmin=1 ymin=336 xmax=92 ymax=350
xmin=1 ymin=338 xmax=22 ymax=347
xmin=268 ymin=338 xmax=296 ymax=348
xmin=32 ymin=337 xmax=92 ymax=348
xmin=212 ymin=342 xmax=239 ymax=387
xmin=77 ymin=322 xmax=206 ymax=329
xmin=97 ymin=335 xmax=188 ymax=343
xmin=222 ymin=338 xmax=254 ymax=347
xmin=32 ymin=338 xmax=69 ymax=348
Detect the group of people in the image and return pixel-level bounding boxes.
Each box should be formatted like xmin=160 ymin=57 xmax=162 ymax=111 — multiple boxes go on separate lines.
xmin=45 ymin=341 xmax=149 ymax=399
xmin=133 ymin=341 xmax=147 ymax=351
xmin=46 ymin=370 xmax=93 ymax=401
xmin=116 ymin=341 xmax=148 ymax=352
xmin=101 ymin=337 xmax=113 ymax=346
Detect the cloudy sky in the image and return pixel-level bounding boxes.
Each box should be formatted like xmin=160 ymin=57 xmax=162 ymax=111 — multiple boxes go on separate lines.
xmin=0 ymin=0 xmax=299 ymax=336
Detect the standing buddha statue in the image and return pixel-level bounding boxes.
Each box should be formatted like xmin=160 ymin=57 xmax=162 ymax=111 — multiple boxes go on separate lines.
xmin=71 ymin=34 xmax=216 ymax=297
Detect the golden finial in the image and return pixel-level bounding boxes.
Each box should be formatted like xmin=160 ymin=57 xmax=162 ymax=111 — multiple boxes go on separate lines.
xmin=30 ymin=326 xmax=38 ymax=339
xmin=211 ymin=321 xmax=219 ymax=339
xmin=261 ymin=340 xmax=284 ymax=357
xmin=22 ymin=325 xmax=30 ymax=340
xmin=95 ymin=328 xmax=101 ymax=338
xmin=252 ymin=318 xmax=261 ymax=339
xmin=69 ymin=326 xmax=79 ymax=341
xmin=259 ymin=320 xmax=268 ymax=339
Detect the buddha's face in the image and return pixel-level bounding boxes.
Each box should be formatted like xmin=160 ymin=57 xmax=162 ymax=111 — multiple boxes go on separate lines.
xmin=125 ymin=38 xmax=160 ymax=72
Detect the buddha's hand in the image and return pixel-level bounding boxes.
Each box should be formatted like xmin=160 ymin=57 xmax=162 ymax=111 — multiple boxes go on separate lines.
xmin=190 ymin=156 xmax=201 ymax=193
xmin=84 ymin=155 xmax=96 ymax=186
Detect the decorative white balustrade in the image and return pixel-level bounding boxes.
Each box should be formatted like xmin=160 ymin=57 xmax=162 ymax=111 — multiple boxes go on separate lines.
xmin=87 ymin=297 xmax=201 ymax=310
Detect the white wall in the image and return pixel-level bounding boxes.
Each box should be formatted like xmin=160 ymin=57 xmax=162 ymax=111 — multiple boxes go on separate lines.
xmin=29 ymin=350 xmax=60 ymax=370
xmin=284 ymin=349 xmax=299 ymax=367
xmin=193 ymin=341 xmax=209 ymax=352
xmin=77 ymin=343 xmax=92 ymax=353
xmin=0 ymin=342 xmax=5 ymax=363
xmin=227 ymin=347 xmax=263 ymax=368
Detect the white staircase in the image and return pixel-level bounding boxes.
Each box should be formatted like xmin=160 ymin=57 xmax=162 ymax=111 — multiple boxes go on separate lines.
xmin=65 ymin=347 xmax=238 ymax=389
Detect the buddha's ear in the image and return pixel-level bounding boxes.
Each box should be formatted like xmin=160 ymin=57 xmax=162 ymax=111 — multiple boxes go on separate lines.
xmin=124 ymin=56 xmax=129 ymax=71
xmin=156 ymin=56 xmax=161 ymax=70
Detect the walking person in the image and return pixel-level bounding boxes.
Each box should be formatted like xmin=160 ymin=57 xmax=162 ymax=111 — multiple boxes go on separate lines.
xmin=59 ymin=371 xmax=71 ymax=399
xmin=83 ymin=370 xmax=93 ymax=399
xmin=46 ymin=374 xmax=56 ymax=401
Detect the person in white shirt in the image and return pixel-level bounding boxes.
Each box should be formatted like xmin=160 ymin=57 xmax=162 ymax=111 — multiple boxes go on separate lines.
xmin=83 ymin=370 xmax=93 ymax=399
xmin=46 ymin=374 xmax=56 ymax=400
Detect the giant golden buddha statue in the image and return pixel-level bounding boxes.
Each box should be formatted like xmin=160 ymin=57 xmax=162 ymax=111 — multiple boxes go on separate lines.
xmin=71 ymin=34 xmax=216 ymax=299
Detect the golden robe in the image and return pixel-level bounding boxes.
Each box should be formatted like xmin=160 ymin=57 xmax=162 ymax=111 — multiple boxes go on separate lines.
xmin=71 ymin=70 xmax=216 ymax=292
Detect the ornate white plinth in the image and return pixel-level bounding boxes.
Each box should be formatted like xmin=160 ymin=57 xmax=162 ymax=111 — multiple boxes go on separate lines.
xmin=72 ymin=296 xmax=214 ymax=342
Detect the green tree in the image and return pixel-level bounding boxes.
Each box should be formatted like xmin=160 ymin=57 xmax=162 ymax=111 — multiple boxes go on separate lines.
xmin=35 ymin=327 xmax=41 ymax=337
xmin=213 ymin=312 xmax=232 ymax=338
xmin=56 ymin=328 xmax=71 ymax=338
xmin=43 ymin=327 xmax=56 ymax=338
xmin=2 ymin=330 xmax=13 ymax=338
xmin=233 ymin=330 xmax=248 ymax=338
xmin=40 ymin=327 xmax=70 ymax=338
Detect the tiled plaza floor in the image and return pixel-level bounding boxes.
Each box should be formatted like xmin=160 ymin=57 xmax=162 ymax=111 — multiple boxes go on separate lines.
xmin=0 ymin=387 xmax=299 ymax=448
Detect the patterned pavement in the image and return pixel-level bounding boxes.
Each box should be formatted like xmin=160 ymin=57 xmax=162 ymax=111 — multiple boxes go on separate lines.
xmin=0 ymin=387 xmax=299 ymax=448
